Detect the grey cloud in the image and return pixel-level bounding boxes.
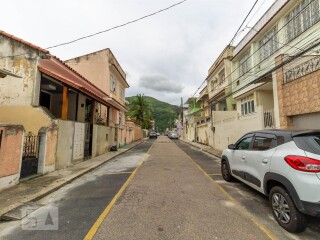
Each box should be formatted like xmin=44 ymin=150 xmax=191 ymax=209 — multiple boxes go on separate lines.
xmin=139 ymin=75 xmax=183 ymax=93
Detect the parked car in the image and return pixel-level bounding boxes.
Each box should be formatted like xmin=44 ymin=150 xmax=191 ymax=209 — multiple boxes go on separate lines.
xmin=221 ymin=129 xmax=320 ymax=233
xmin=168 ymin=131 xmax=179 ymax=139
xmin=149 ymin=131 xmax=157 ymax=139
xmin=156 ymin=132 xmax=161 ymax=136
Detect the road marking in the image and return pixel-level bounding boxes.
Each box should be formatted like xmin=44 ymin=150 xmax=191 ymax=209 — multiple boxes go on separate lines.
xmin=84 ymin=142 xmax=154 ymax=240
xmin=175 ymin=143 xmax=278 ymax=240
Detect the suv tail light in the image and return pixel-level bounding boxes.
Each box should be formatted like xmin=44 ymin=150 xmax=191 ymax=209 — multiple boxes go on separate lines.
xmin=285 ymin=155 xmax=320 ymax=173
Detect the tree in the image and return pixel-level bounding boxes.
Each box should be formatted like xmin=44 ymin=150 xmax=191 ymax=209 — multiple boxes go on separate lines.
xmin=128 ymin=94 xmax=153 ymax=129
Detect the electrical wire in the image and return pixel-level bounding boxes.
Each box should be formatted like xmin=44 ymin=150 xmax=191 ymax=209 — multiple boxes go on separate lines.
xmin=190 ymin=0 xmax=318 ymax=102
xmin=187 ymin=0 xmax=260 ymax=100
xmin=0 ymin=0 xmax=188 ymax=59
xmin=218 ymin=0 xmax=319 ymax=92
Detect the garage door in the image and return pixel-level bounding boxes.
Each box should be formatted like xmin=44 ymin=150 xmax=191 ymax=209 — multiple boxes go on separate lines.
xmin=292 ymin=112 xmax=320 ymax=129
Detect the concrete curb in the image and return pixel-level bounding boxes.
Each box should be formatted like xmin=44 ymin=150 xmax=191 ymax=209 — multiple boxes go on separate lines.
xmin=0 ymin=140 xmax=145 ymax=219
xmin=180 ymin=139 xmax=221 ymax=158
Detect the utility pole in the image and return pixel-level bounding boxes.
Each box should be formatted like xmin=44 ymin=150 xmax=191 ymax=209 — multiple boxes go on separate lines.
xmin=180 ymin=97 xmax=183 ymax=124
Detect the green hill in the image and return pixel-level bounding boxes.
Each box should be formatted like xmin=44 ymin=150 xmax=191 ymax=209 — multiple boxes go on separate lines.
xmin=126 ymin=96 xmax=180 ymax=132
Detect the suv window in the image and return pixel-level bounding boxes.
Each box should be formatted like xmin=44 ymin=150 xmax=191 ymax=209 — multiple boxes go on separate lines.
xmin=236 ymin=137 xmax=252 ymax=150
xmin=252 ymin=137 xmax=273 ymax=151
xmin=293 ymin=135 xmax=320 ymax=155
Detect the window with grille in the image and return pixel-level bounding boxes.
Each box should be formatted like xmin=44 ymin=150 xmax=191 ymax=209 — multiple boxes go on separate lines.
xmin=238 ymin=51 xmax=251 ymax=77
xmin=259 ymin=26 xmax=279 ymax=61
xmin=286 ymin=0 xmax=320 ymax=43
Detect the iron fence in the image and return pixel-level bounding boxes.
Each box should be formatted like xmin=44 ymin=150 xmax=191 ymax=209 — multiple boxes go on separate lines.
xmin=23 ymin=132 xmax=39 ymax=159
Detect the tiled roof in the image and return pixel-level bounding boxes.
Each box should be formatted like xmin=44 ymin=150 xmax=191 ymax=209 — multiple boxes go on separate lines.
xmin=1 ymin=29 xmax=127 ymax=112
xmin=38 ymin=58 xmax=127 ymax=111
xmin=0 ymin=30 xmax=49 ymax=54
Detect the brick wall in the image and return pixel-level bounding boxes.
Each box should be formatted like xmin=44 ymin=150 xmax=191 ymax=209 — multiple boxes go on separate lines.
xmin=276 ymin=55 xmax=320 ymax=128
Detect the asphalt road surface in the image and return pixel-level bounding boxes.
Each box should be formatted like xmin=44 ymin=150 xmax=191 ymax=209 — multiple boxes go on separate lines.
xmin=0 ymin=136 xmax=319 ymax=240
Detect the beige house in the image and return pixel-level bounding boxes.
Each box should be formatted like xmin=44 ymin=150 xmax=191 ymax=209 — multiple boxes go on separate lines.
xmin=65 ymin=49 xmax=130 ymax=146
xmin=207 ymin=45 xmax=236 ymax=112
xmin=0 ymin=30 xmax=128 ymax=182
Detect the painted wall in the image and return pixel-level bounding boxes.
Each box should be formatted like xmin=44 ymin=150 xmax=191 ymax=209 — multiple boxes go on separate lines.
xmin=55 ymin=120 xmax=75 ymax=169
xmin=0 ymin=124 xmax=24 ymax=191
xmin=65 ymin=50 xmax=109 ymax=94
xmin=0 ymin=106 xmax=52 ymax=134
xmin=256 ymin=90 xmax=274 ymax=112
xmin=213 ymin=106 xmax=264 ymax=151
xmin=92 ymin=125 xmax=115 ymax=157
xmin=77 ymin=93 xmax=86 ymax=123
xmin=195 ymin=123 xmax=213 ymax=146
xmin=38 ymin=127 xmax=57 ymax=174
xmin=0 ymin=35 xmax=39 ymax=106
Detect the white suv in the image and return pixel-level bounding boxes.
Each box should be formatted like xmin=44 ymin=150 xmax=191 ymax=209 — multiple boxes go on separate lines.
xmin=221 ymin=130 xmax=320 ymax=233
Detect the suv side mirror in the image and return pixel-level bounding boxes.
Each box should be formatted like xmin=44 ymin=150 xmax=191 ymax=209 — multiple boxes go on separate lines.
xmin=228 ymin=144 xmax=236 ymax=150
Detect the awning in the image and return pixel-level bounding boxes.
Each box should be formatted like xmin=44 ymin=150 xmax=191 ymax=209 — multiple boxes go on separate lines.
xmin=104 ymin=97 xmax=128 ymax=112
xmin=38 ymin=57 xmax=128 ymax=112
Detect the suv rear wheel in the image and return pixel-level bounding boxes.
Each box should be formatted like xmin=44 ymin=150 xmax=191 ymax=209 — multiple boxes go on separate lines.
xmin=221 ymin=160 xmax=233 ymax=182
xmin=269 ymin=186 xmax=307 ymax=233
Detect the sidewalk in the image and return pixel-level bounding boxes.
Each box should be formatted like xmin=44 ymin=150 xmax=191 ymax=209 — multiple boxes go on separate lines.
xmin=180 ymin=138 xmax=222 ymax=157
xmin=0 ymin=140 xmax=144 ymax=219
xmin=93 ymin=136 xmax=270 ymax=240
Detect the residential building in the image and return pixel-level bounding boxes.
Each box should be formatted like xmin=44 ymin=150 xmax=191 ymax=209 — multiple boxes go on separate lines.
xmin=0 ymin=30 xmax=131 ymax=184
xmin=65 ymin=49 xmax=129 ymax=146
xmin=195 ymin=85 xmax=213 ymax=145
xmin=207 ymin=45 xmax=236 ymax=112
xmin=210 ymin=0 xmax=320 ymax=150
xmin=231 ymin=0 xmax=320 ymax=129
xmin=184 ymin=97 xmax=201 ymax=142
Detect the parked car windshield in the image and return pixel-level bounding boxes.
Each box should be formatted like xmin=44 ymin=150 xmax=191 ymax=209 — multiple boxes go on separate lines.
xmin=293 ymin=135 xmax=320 ymax=155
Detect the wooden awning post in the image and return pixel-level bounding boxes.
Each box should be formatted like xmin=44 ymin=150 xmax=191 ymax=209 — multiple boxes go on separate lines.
xmin=61 ymin=86 xmax=69 ymax=120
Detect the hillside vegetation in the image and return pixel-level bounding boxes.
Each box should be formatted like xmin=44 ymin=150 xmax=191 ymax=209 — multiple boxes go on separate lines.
xmin=126 ymin=96 xmax=180 ymax=132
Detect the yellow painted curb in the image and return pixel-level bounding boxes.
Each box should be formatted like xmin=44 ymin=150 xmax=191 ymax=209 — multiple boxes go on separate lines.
xmin=84 ymin=141 xmax=154 ymax=240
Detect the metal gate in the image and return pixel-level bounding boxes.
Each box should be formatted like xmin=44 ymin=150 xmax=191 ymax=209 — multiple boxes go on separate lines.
xmin=20 ymin=132 xmax=39 ymax=178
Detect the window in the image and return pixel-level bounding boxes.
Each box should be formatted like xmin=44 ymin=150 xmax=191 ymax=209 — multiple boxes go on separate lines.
xmin=119 ymin=87 xmax=125 ymax=100
xmin=286 ymin=0 xmax=320 ymax=42
xmin=240 ymin=95 xmax=255 ymax=115
xmin=259 ymin=26 xmax=279 ymax=61
xmin=211 ymin=79 xmax=218 ymax=91
xmin=119 ymin=113 xmax=122 ymax=126
xmin=238 ymin=51 xmax=251 ymax=77
xmin=236 ymin=137 xmax=253 ymax=150
xmin=110 ymin=75 xmax=117 ymax=93
xmin=294 ymin=134 xmax=320 ymax=154
xmin=219 ymin=70 xmax=225 ymax=85
xmin=252 ymin=137 xmax=273 ymax=151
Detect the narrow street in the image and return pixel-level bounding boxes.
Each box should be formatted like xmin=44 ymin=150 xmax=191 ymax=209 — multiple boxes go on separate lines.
xmin=1 ymin=136 xmax=320 ymax=240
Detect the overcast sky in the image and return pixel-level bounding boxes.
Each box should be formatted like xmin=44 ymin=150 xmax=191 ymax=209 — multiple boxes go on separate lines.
xmin=1 ymin=0 xmax=275 ymax=106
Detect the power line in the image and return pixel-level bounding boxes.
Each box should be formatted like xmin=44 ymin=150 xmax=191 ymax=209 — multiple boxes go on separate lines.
xmin=0 ymin=0 xmax=188 ymax=59
xmin=46 ymin=0 xmax=188 ymax=50
xmin=191 ymin=0 xmax=318 ymax=101
xmin=229 ymin=0 xmax=259 ymax=45
xmin=188 ymin=0 xmax=260 ymax=99
xmin=223 ymin=0 xmax=318 ymax=90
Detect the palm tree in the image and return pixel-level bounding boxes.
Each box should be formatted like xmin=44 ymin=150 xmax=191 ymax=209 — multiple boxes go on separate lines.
xmin=129 ymin=94 xmax=153 ymax=129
